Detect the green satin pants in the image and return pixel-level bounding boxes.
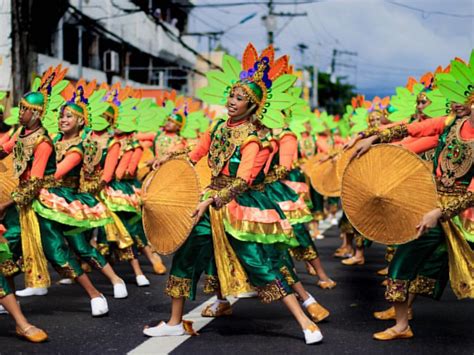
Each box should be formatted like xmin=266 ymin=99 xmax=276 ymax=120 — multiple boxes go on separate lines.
xmin=117 ymin=212 xmax=148 ymax=250
xmin=169 ymin=211 xmax=292 ymax=300
xmin=168 ymin=212 xmax=215 ymax=300
xmin=0 ymin=275 xmax=11 ymax=297
xmin=387 ymin=225 xmax=449 ymax=301
xmin=65 ymin=233 xmax=107 ymax=270
xmin=37 ymin=216 xmax=84 ymax=279
xmin=2 ymin=206 xmax=21 ymax=260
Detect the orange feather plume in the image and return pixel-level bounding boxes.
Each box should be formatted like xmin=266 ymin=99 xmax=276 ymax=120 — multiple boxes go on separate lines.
xmin=242 ymin=43 xmax=258 ymax=71
xmin=259 ymin=45 xmax=275 ymax=65
xmin=268 ymin=55 xmax=290 ymax=81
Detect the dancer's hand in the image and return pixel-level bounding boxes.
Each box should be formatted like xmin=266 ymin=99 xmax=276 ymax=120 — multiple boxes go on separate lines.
xmin=191 ymin=198 xmax=213 ymax=221
xmin=416 ymin=208 xmax=442 ymax=237
xmin=344 ymin=136 xmax=360 ymax=150
xmin=145 ymin=158 xmax=155 ymax=167
xmin=318 ymin=155 xmax=330 ymax=163
xmin=350 ymin=136 xmax=378 ymax=161
xmin=152 ymin=155 xmax=170 ymax=170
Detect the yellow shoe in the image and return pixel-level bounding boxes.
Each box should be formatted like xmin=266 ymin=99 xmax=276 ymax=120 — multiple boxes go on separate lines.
xmin=334 ymin=247 xmax=353 ymax=259
xmin=373 ymin=326 xmax=413 ymax=341
xmin=16 ymin=325 xmax=48 ymax=343
xmin=373 ymin=306 xmax=413 ymax=320
xmin=153 ymin=260 xmax=167 ymax=275
xmin=377 ymin=267 xmax=389 ymax=276
xmin=317 ymin=279 xmax=337 ymax=289
xmin=201 ymin=301 xmax=232 ymax=317
xmin=341 ymin=257 xmax=365 ymax=266
xmin=306 ymin=302 xmax=330 ymax=323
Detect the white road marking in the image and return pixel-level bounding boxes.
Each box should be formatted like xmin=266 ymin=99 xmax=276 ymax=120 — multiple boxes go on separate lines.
xmin=128 ymin=296 xmax=238 ymax=355
xmin=129 ymin=217 xmax=337 ymax=354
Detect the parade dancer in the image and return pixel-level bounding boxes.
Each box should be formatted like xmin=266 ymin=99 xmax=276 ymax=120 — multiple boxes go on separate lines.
xmin=352 ymin=53 xmax=474 ymax=340
xmin=143 ymin=43 xmax=324 ymax=344
xmin=0 ymin=66 xmax=109 ymax=316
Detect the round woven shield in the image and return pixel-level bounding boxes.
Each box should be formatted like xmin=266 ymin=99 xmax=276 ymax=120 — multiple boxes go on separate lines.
xmin=336 ymin=146 xmax=356 ymax=181
xmin=194 ymin=157 xmax=212 ymax=189
xmin=0 ymin=155 xmax=18 ymax=204
xmin=136 ymin=147 xmax=154 ymax=182
xmin=142 ymin=159 xmax=201 ymax=255
xmin=341 ymin=144 xmax=438 ymax=245
xmin=309 ymin=158 xmax=341 ymax=197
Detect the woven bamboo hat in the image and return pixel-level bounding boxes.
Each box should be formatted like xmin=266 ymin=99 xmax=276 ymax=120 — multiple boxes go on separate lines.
xmin=309 ymin=157 xmax=341 ymax=197
xmin=0 ymin=155 xmax=17 ymax=204
xmin=341 ymin=144 xmax=438 ymax=245
xmin=142 ymin=159 xmax=201 ymax=255
xmin=336 ymin=146 xmax=356 ymax=181
xmin=194 ymin=157 xmax=212 ymax=189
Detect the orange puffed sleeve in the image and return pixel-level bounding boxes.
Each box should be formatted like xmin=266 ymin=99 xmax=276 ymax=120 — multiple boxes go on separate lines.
xmin=102 ymin=143 xmax=120 ymax=183
xmin=127 ymin=147 xmax=143 ymax=176
xmin=135 ymin=132 xmax=156 ymax=142
xmin=189 ymin=130 xmax=211 ymax=164
xmin=0 ymin=133 xmax=10 ymax=146
xmin=399 ymin=136 xmax=439 ymax=155
xmin=407 ymin=116 xmax=447 ymax=137
xmin=54 ymin=152 xmax=82 ymax=179
xmin=115 ymin=149 xmax=133 ymax=180
xmin=236 ymin=141 xmax=260 ymax=183
xmin=264 ymin=139 xmax=279 ymax=174
xmin=279 ymin=134 xmax=297 ymax=170
xmin=30 ymin=141 xmax=53 ymax=178
xmin=1 ymin=135 xmax=16 ymax=155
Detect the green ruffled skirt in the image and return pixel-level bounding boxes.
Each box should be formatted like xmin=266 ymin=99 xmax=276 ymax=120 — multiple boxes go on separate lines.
xmin=33 ymin=186 xmax=112 ymax=229
xmin=101 ymin=180 xmax=142 ymax=214
xmin=222 ymin=189 xmax=299 ymax=248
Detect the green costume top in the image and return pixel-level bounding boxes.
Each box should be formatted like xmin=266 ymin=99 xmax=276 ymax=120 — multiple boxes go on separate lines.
xmin=31 ymin=131 xmax=112 ymax=229
xmin=205 ymin=118 xmax=298 ymax=248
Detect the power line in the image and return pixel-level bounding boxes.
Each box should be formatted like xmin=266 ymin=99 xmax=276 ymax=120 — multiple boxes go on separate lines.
xmin=387 ymin=1 xmax=474 ymax=18
xmin=108 ymin=2 xmax=222 ymax=71
xmin=311 ymin=9 xmax=340 ymax=44
xmin=175 ymin=1 xmax=325 ymax=8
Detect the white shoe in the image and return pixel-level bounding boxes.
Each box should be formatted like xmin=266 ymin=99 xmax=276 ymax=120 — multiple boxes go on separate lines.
xmin=91 ymin=294 xmax=109 ymax=317
xmin=316 ymin=234 xmax=325 ymax=240
xmin=59 ymin=278 xmax=74 ymax=285
xmin=0 ymin=304 xmax=7 ymax=314
xmin=143 ymin=321 xmax=185 ymax=337
xmin=236 ymin=290 xmax=258 ymax=298
xmin=113 ymin=281 xmax=128 ymax=299
xmin=15 ymin=287 xmax=48 ymax=297
xmin=136 ymin=275 xmax=150 ymax=287
xmin=304 ymin=326 xmax=323 ymax=344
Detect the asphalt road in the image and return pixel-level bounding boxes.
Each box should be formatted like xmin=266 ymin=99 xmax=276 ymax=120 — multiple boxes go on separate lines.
xmin=1 ymin=226 xmax=473 ymax=354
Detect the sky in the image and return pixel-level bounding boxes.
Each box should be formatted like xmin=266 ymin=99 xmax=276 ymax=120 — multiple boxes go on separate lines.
xmin=187 ymin=0 xmax=474 ymax=98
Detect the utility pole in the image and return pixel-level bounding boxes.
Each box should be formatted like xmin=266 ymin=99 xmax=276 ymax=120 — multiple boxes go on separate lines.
xmin=11 ymin=0 xmax=37 ymax=105
xmin=330 ymin=48 xmax=358 ymax=83
xmin=266 ymin=0 xmax=275 ymax=45
xmin=78 ymin=0 xmax=83 ymax=77
xmin=262 ymin=0 xmax=307 ymax=46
